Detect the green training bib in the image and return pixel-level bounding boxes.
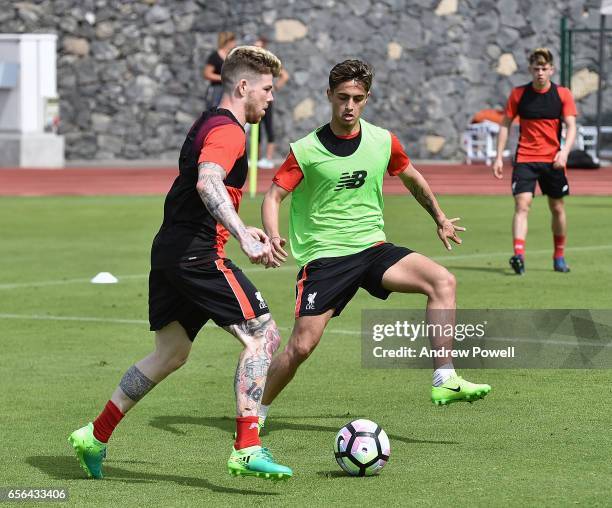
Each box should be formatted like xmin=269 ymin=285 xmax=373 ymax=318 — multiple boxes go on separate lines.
xmin=289 ymin=119 xmax=392 ymax=266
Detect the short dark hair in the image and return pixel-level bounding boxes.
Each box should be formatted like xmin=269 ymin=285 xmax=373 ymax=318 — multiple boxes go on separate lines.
xmin=221 ymin=45 xmax=281 ymax=93
xmin=328 ymin=59 xmax=374 ymax=92
xmin=529 ymin=47 xmax=554 ymax=66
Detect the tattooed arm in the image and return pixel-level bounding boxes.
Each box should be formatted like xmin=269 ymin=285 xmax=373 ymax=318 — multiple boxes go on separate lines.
xmin=196 ymin=161 xmax=270 ymax=263
xmin=398 ymin=162 xmax=465 ymax=250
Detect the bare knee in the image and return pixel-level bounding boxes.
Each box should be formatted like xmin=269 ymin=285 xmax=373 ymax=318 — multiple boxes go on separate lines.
xmin=285 ymin=331 xmax=320 ymax=364
xmin=286 ymin=342 xmax=315 ymax=364
xmin=549 ymin=200 xmax=565 ymax=216
xmin=430 ymin=269 xmax=456 ymax=303
xmin=515 ymin=200 xmax=531 ymax=215
xmin=155 ymin=347 xmax=189 ymax=373
xmin=153 ymin=323 xmax=192 ymax=373
xmin=168 ymin=352 xmax=189 ymax=372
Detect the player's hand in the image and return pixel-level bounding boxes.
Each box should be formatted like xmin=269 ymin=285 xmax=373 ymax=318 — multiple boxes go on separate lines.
xmin=437 ymin=217 xmax=465 ymax=251
xmin=265 ymin=236 xmax=288 ymax=268
xmin=240 ymin=227 xmax=271 ymax=264
xmin=492 ymin=158 xmax=504 ymax=179
xmin=553 ymin=149 xmax=568 ymax=169
xmin=246 ymin=226 xmax=269 ymax=243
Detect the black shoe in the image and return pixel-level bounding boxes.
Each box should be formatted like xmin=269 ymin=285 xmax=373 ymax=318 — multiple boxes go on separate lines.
xmin=553 ymin=257 xmax=570 ymax=273
xmin=509 ymin=255 xmax=525 ymax=275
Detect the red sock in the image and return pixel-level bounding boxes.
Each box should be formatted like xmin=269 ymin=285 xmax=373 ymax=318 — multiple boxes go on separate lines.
xmin=513 ymin=238 xmax=525 ymax=257
xmin=93 ymin=400 xmax=124 ymax=443
xmin=234 ymin=416 xmax=261 ymax=450
xmin=553 ymin=235 xmax=566 ymax=259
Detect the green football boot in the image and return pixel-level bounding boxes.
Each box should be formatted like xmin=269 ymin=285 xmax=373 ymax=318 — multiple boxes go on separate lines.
xmin=68 ymin=422 xmax=107 ymax=479
xmin=431 ymin=375 xmax=491 ymax=406
xmin=227 ymin=445 xmax=292 ymax=480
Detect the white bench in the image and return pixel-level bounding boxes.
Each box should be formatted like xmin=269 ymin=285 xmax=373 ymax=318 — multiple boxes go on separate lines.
xmin=576 ymin=125 xmax=612 ymax=162
xmin=462 ymin=121 xmax=512 ymax=165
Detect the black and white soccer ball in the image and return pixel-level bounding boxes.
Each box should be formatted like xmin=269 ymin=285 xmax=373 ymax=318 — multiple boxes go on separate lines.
xmin=334 ymin=419 xmax=390 ymax=476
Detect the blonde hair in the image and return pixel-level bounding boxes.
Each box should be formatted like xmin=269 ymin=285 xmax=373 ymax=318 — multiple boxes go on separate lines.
xmin=221 ymin=45 xmax=282 ymax=93
xmin=529 ymin=47 xmax=554 ymax=66
xmin=217 ymin=31 xmax=236 ymax=49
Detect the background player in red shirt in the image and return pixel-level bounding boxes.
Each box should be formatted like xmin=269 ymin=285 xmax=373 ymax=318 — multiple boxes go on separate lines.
xmin=69 ymin=46 xmax=292 ymax=480
xmin=492 ymin=48 xmax=577 ymax=274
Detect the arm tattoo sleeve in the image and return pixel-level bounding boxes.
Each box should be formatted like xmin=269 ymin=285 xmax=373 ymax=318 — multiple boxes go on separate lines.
xmin=197 ymin=162 xmax=248 ymax=241
xmin=401 ymin=173 xmax=442 ymax=224
xmin=410 ymin=183 xmax=439 ymax=221
xmin=119 ymin=365 xmax=157 ymax=402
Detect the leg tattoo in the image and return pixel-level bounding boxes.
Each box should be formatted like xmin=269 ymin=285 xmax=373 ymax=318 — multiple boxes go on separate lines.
xmin=225 ymin=314 xmax=281 ymax=415
xmin=119 ymin=365 xmax=157 ymax=402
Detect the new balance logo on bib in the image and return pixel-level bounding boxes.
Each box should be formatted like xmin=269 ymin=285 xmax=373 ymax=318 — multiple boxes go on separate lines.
xmin=334 ymin=171 xmax=367 ymax=191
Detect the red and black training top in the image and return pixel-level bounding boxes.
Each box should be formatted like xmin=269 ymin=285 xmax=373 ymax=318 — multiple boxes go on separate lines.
xmin=504 ymin=82 xmax=577 ymax=163
xmin=151 ymin=108 xmax=247 ymax=268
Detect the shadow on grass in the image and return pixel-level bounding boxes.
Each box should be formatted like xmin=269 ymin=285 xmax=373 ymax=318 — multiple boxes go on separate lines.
xmin=445 ymin=265 xmax=514 ymax=275
xmin=446 ymin=265 xmax=551 ymax=275
xmin=26 ymin=456 xmax=278 ymax=496
xmin=317 ymin=470 xmax=354 ymax=480
xmin=316 ymin=470 xmax=382 ymax=479
xmin=149 ymin=415 xmax=458 ymax=446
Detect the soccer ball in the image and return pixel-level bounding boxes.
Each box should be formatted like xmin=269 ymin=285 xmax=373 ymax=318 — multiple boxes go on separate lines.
xmin=334 ymin=419 xmax=390 ymax=476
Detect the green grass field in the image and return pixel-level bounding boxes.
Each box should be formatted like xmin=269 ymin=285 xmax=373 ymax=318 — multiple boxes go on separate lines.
xmin=1 ymin=194 xmax=611 ymax=507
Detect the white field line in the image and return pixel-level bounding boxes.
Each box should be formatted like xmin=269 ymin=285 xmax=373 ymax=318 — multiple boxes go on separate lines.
xmin=0 ymin=313 xmax=147 ymax=325
xmin=0 ymin=313 xmax=609 ymax=348
xmin=1 ymin=244 xmax=611 ymax=291
xmin=0 ymin=266 xmax=295 ymax=290
xmin=0 ymin=313 xmax=351 ymax=335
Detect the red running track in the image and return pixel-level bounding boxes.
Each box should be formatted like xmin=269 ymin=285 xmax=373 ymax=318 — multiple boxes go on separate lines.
xmin=0 ymin=163 xmax=611 ymax=196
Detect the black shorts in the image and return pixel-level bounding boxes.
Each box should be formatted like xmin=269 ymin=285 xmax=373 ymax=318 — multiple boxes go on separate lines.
xmin=512 ymin=162 xmax=570 ymax=198
xmin=149 ymin=258 xmax=270 ymax=341
xmin=294 ymin=243 xmax=413 ymax=318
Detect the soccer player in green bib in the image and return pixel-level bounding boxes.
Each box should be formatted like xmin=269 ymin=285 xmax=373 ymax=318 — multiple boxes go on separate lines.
xmin=258 ymin=60 xmax=491 ymax=422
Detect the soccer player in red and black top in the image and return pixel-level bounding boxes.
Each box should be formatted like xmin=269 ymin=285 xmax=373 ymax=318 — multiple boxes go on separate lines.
xmin=69 ymin=46 xmax=292 ymax=480
xmin=493 ymin=48 xmax=577 ymax=274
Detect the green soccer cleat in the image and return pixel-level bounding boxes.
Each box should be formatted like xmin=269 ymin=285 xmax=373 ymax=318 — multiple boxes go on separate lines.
xmin=227 ymin=445 xmax=292 ymax=480
xmin=431 ymin=375 xmax=492 ymax=406
xmin=68 ymin=422 xmax=107 ymax=479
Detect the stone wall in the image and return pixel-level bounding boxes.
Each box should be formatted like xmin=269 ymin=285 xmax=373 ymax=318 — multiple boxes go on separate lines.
xmin=1 ymin=0 xmax=609 ymax=161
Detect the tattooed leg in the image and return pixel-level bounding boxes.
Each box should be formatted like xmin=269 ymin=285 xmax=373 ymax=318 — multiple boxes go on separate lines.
xmin=119 ymin=365 xmax=157 ymax=402
xmin=224 ymin=313 xmax=281 ymax=416
xmin=110 ymin=364 xmax=158 ymax=414
xmin=110 ymin=321 xmax=192 ymax=413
